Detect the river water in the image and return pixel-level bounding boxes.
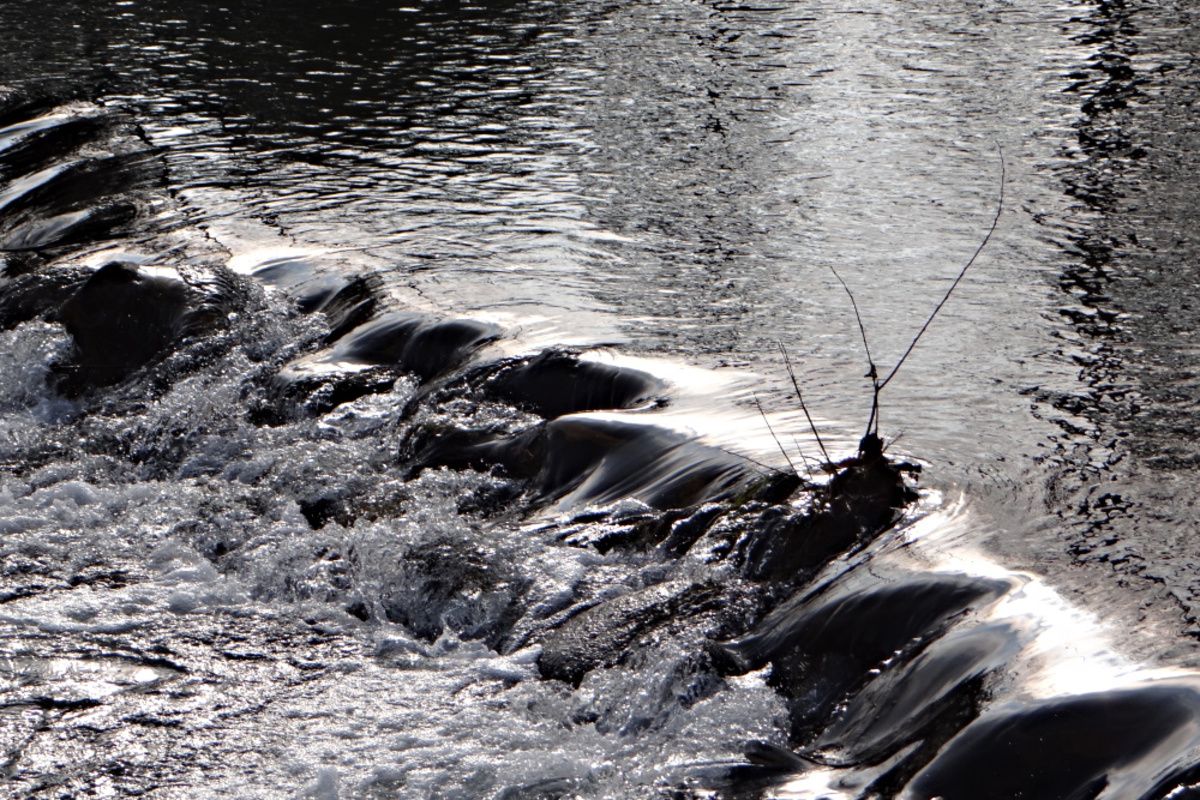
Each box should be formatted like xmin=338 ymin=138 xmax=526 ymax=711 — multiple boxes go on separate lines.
xmin=2 ymin=1 xmax=1200 ymax=798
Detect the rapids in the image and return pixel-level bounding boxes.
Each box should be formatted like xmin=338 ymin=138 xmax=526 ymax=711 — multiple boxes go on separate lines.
xmin=2 ymin=1 xmax=1200 ymax=799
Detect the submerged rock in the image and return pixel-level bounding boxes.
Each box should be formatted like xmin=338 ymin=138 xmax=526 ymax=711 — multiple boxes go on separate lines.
xmin=0 ymin=259 xmax=90 ymax=330
xmin=247 ymin=255 xmax=357 ymax=314
xmin=716 ymin=568 xmax=1013 ymax=742
xmin=904 ymin=681 xmax=1200 ymax=800
xmin=249 ymin=259 xmax=385 ymax=342
xmin=0 ymin=202 xmax=138 ymax=251
xmin=408 ymin=415 xmax=768 ymax=511
xmin=0 ymin=104 xmax=161 ymax=252
xmin=310 ymin=274 xmax=384 ymax=343
xmin=811 ymin=621 xmax=1025 ymax=792
xmin=0 ymin=109 xmax=111 ymax=179
xmin=404 ymin=422 xmax=545 ymax=479
xmin=416 ymin=348 xmax=669 ymax=421
xmin=482 ymin=349 xmax=667 ymax=418
xmin=531 ymin=416 xmax=760 ymax=510
xmin=251 ymin=261 xmax=502 ymax=416
xmin=325 ymin=311 xmax=500 ymax=379
xmin=51 ymin=261 xmax=244 ymax=395
xmin=537 ymin=579 xmax=755 ymax=686
xmin=737 ymin=438 xmax=917 ymax=585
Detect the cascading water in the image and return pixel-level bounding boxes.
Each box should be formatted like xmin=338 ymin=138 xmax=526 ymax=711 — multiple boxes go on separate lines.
xmin=4 ymin=2 xmax=1200 ymax=799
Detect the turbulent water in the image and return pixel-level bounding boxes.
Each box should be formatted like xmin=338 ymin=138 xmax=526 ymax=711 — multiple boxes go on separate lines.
xmin=3 ymin=1 xmax=1200 ymax=798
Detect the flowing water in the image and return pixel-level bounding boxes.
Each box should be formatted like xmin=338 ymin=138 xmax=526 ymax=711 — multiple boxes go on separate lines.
xmin=2 ymin=1 xmax=1200 ymax=798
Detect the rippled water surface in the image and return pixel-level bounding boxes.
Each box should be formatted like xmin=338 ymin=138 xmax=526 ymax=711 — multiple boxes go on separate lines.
xmin=0 ymin=0 xmax=1093 ymax=466
xmin=3 ymin=1 xmax=1200 ymax=798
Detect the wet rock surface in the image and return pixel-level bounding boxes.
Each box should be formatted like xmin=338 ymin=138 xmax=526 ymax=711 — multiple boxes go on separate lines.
xmin=54 ymin=261 xmax=247 ymax=394
xmin=0 ymin=94 xmax=1056 ymax=800
xmin=0 ymin=94 xmax=942 ymax=798
xmin=717 ymin=569 xmax=1013 ymax=743
xmin=537 ymin=580 xmax=735 ymax=687
xmin=480 ymin=350 xmax=667 ymax=419
xmin=810 ymin=622 xmax=1024 ymax=768
xmin=4 ymin=2 xmax=1200 ymax=796
xmin=905 ymin=682 xmax=1200 ymax=800
xmin=270 ymin=310 xmax=501 ymax=417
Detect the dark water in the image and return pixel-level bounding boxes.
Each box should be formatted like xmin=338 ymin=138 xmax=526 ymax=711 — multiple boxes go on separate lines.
xmin=3 ymin=1 xmax=1200 ymax=798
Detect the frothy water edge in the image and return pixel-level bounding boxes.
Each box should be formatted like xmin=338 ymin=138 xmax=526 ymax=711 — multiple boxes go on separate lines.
xmin=0 ymin=88 xmax=1199 ymax=800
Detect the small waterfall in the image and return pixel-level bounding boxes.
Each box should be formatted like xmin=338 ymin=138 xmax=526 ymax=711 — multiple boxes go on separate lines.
xmin=0 ymin=91 xmax=1198 ymax=800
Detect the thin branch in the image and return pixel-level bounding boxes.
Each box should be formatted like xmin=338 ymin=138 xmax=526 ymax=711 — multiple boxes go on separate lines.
xmin=829 ymin=265 xmax=881 ymax=436
xmin=734 ymin=449 xmax=795 ymax=478
xmin=753 ymin=392 xmax=798 ymax=475
xmin=829 ymin=265 xmax=877 ymax=379
xmin=879 ymin=143 xmax=1006 ymax=391
xmin=778 ymin=341 xmax=832 ymax=465
xmin=791 ymin=434 xmax=817 ymax=481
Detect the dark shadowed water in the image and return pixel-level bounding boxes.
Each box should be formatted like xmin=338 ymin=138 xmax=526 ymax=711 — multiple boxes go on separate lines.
xmin=3 ymin=1 xmax=1200 ymax=798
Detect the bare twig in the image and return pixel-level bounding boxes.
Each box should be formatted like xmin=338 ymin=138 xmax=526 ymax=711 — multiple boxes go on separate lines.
xmin=734 ymin=449 xmax=797 ymax=478
xmin=791 ymin=435 xmax=817 ymax=480
xmin=765 ymin=145 xmax=1004 ymax=463
xmin=753 ymin=392 xmax=799 ymax=475
xmin=777 ymin=342 xmax=832 ymax=465
xmin=829 ymin=266 xmax=877 ymax=378
xmin=878 ymin=144 xmax=1006 ymax=391
xmin=829 ymin=265 xmax=881 ymax=436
